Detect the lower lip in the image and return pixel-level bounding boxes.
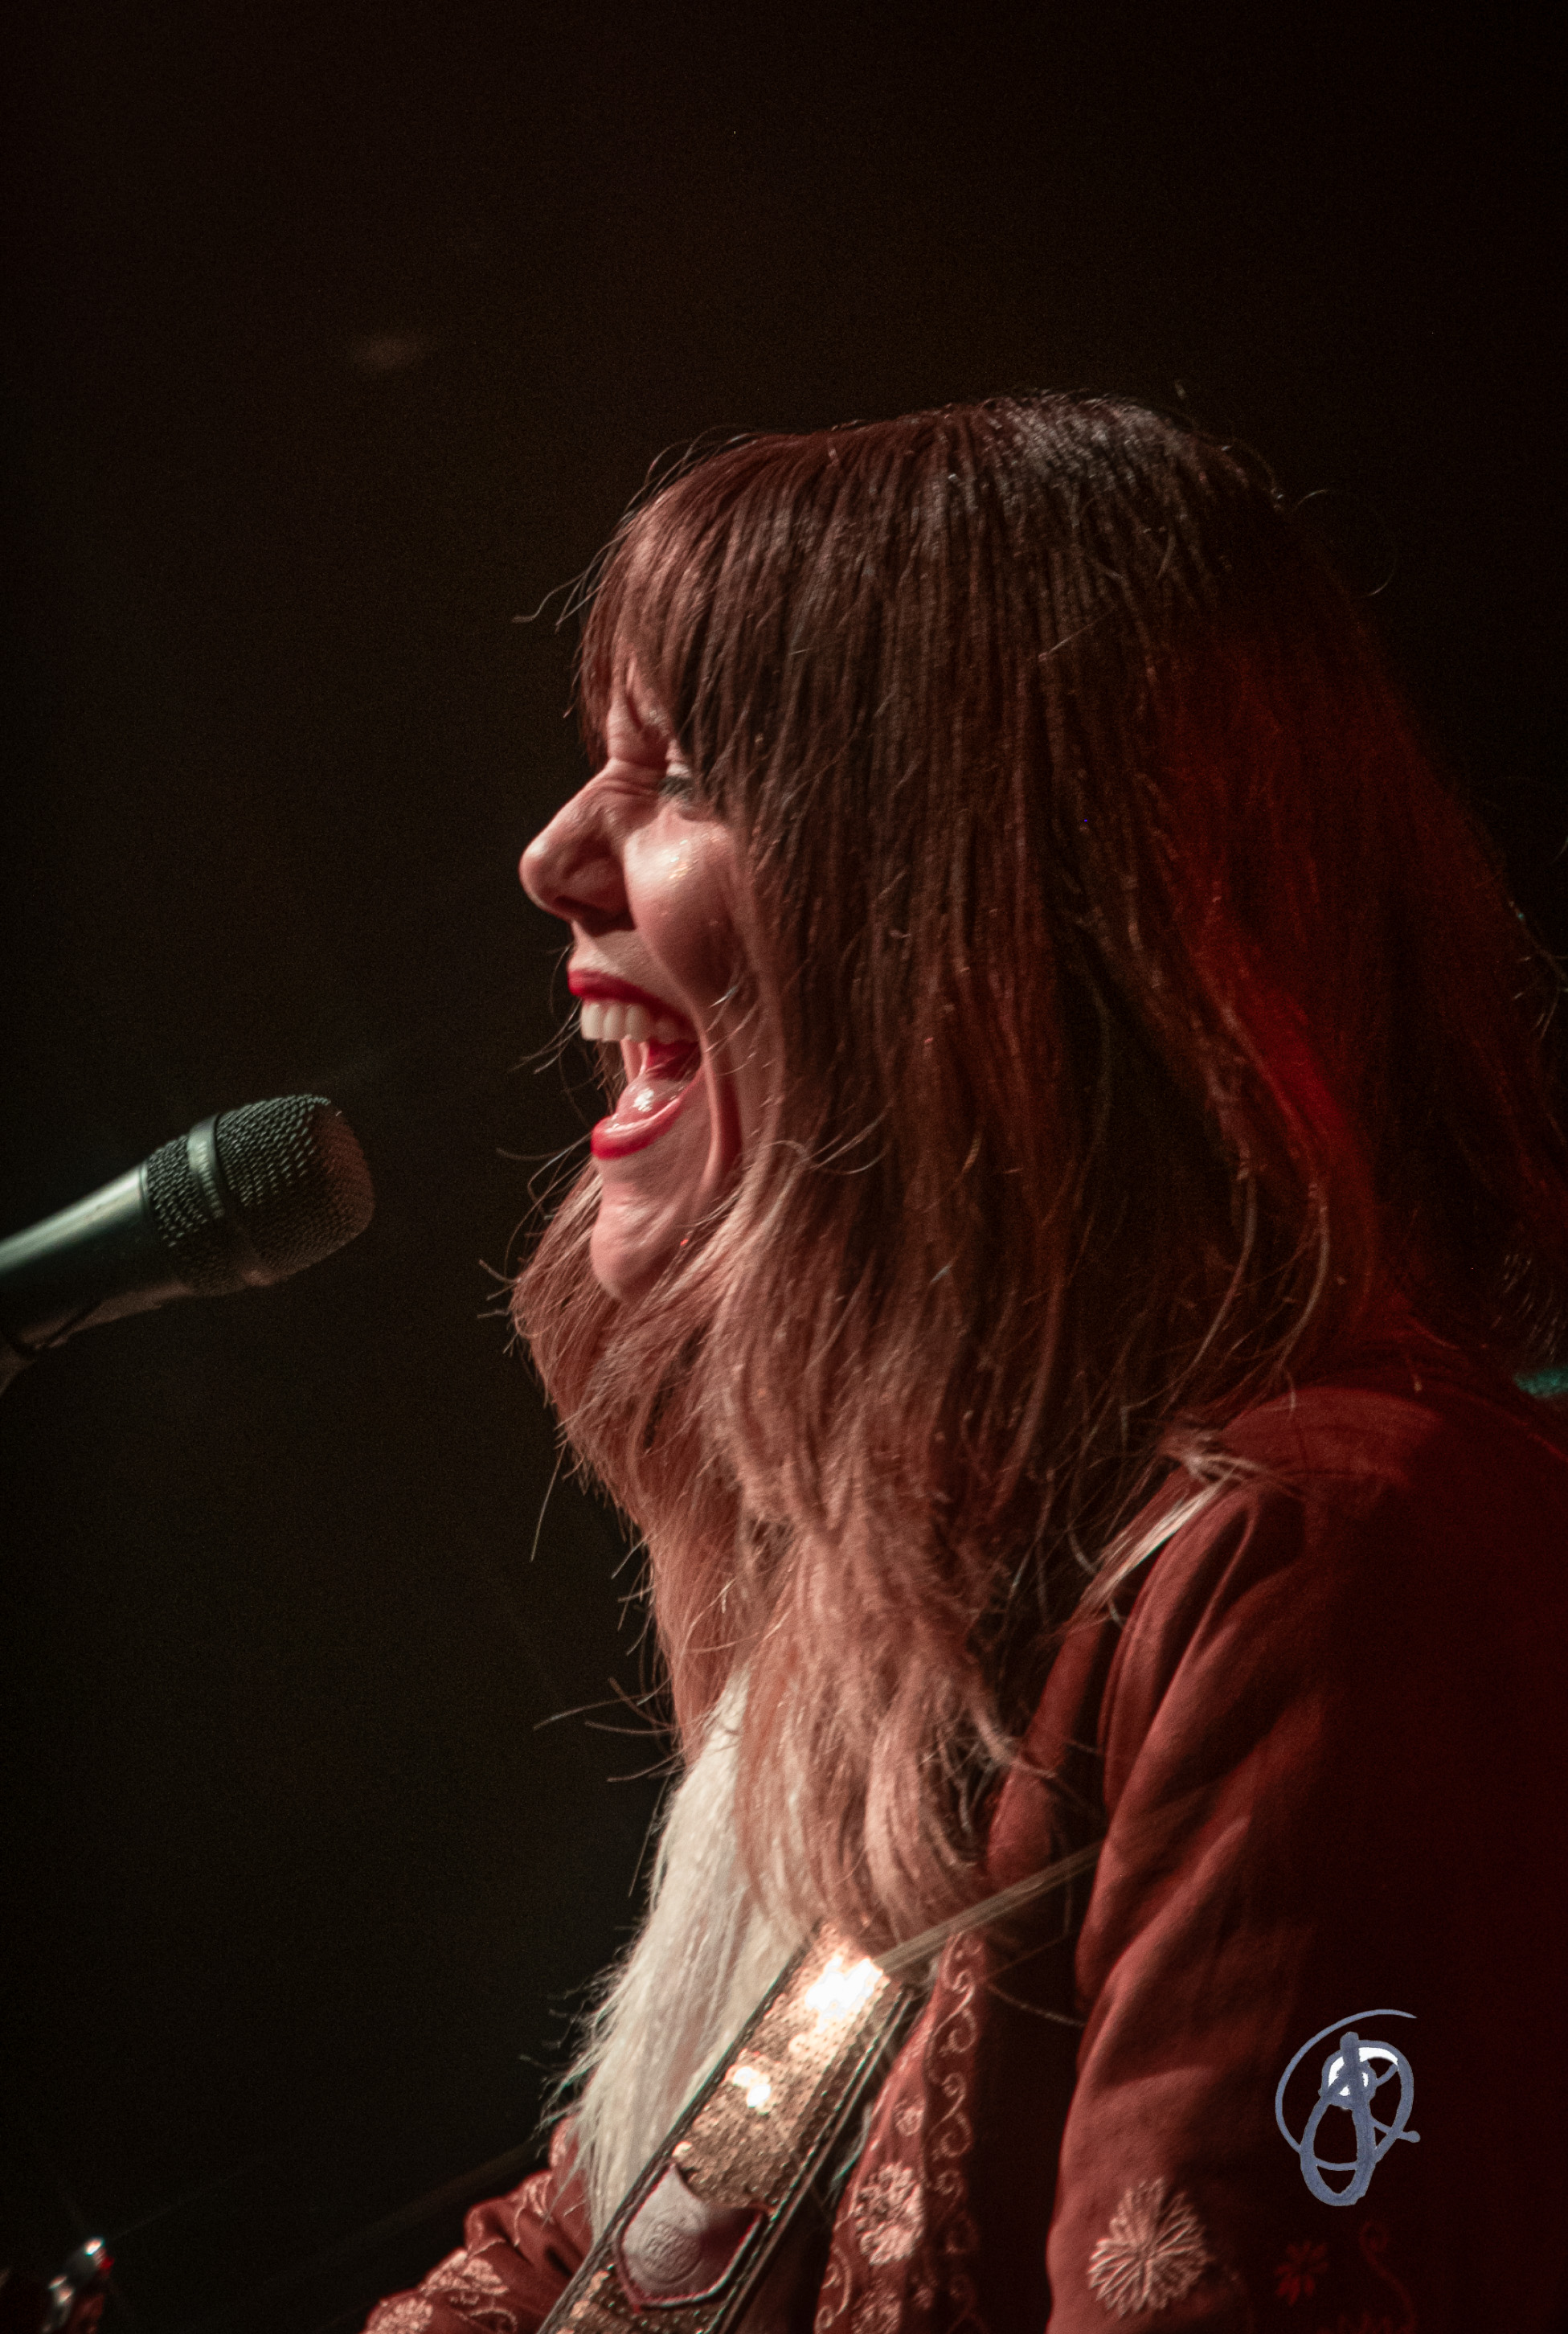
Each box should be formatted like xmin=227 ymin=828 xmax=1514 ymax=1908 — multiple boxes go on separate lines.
xmin=590 ymin=1066 xmax=704 ymax=1160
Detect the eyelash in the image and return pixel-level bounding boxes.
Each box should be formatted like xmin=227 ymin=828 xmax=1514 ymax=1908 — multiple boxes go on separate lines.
xmin=658 ymin=763 xmax=697 ymax=803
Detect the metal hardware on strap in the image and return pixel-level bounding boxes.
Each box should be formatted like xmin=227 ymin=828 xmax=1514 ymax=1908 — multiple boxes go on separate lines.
xmin=539 ymin=1926 xmax=922 ymax=2334
xmin=538 ymin=1839 xmax=1107 ymax=2334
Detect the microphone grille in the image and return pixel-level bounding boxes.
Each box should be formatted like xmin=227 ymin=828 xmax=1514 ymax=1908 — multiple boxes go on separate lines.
xmin=216 ymin=1095 xmax=376 ymax=1273
xmin=145 ymin=1095 xmax=375 ymax=1294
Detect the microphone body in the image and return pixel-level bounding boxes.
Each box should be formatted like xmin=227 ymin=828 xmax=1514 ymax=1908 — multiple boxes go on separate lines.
xmin=0 ymin=1096 xmax=374 ymax=1380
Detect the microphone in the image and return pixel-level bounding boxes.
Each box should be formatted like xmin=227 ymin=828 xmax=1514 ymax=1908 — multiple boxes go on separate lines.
xmin=0 ymin=1095 xmax=375 ymax=1384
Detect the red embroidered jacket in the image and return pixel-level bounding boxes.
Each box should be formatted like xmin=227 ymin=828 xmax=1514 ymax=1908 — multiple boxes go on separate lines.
xmin=365 ymin=1349 xmax=1568 ymax=2332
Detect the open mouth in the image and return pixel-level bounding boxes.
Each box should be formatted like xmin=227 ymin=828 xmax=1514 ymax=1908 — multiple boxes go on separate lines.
xmin=590 ymin=1037 xmax=705 ymax=1160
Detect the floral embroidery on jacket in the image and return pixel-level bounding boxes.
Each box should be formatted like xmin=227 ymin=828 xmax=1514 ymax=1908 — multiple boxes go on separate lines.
xmin=920 ymin=1934 xmax=985 ymax=2329
xmin=850 ymin=2163 xmax=925 ymax=2266
xmin=847 ymin=2294 xmax=903 ymax=2334
xmin=504 ymin=2169 xmax=554 ymax=2235
xmin=814 ymin=1931 xmax=987 ymax=2334
xmin=421 ymin=2249 xmax=520 ymax=2332
xmin=364 ymin=2302 xmax=433 ymax=2333
xmin=1086 ymin=2180 xmax=1214 ymax=2318
xmin=1304 ymin=2220 xmax=1416 ymax=2334
xmin=1275 ymin=2238 xmax=1330 ymax=2303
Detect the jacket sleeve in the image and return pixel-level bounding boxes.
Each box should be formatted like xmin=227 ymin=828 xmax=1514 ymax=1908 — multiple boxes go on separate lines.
xmin=1042 ymin=1451 xmax=1568 ymax=2329
xmin=363 ymin=2116 xmax=592 ymax=2334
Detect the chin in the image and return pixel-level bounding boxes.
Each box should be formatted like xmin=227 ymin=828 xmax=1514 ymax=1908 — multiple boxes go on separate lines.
xmin=589 ymin=1234 xmax=680 ymax=1305
xmin=586 ymin=1088 xmax=731 ymax=1304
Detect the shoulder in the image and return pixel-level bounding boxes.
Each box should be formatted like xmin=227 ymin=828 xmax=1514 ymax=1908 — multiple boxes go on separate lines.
xmin=1045 ymin=1362 xmax=1568 ymax=2328
xmin=1098 ymin=1352 xmax=1568 ymax=1818
xmin=1091 ymin=1353 xmax=1568 ymax=1820
xmin=1216 ymin=1345 xmax=1568 ymax=1525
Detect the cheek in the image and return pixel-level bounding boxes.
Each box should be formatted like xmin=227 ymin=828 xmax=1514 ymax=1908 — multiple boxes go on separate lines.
xmin=638 ymin=829 xmax=746 ymax=993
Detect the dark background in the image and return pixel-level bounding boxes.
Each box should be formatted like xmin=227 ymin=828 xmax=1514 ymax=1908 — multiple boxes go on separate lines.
xmin=2 ymin=6 xmax=1563 ymax=2329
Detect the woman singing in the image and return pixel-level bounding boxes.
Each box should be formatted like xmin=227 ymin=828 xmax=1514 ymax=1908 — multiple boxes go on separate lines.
xmin=366 ymin=395 xmax=1568 ymax=2331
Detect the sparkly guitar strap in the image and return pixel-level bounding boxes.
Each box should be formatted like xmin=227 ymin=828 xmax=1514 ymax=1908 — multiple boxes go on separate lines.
xmin=536 ymin=1843 xmax=1103 ymax=2334
xmin=534 ymin=1509 xmax=1194 ymax=2334
xmin=535 ymin=1498 xmax=1204 ymax=2334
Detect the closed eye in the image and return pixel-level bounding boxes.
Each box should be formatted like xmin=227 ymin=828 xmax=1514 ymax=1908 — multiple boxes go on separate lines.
xmin=658 ymin=760 xmax=698 ymax=805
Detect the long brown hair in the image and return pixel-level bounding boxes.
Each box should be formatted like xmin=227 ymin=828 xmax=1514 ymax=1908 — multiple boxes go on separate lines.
xmin=512 ymin=393 xmax=1568 ymax=1955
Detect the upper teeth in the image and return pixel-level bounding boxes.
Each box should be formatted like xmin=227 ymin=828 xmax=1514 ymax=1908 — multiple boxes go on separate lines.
xmin=579 ymin=999 xmax=692 ymax=1045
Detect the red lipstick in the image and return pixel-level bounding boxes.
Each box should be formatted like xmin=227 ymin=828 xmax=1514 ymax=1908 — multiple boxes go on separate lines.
xmin=589 ymin=1075 xmax=703 ymax=1160
xmin=570 ymin=967 xmax=704 ymax=1160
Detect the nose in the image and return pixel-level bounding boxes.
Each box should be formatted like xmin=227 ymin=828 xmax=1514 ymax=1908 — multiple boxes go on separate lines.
xmin=519 ymin=789 xmax=628 ymax=929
